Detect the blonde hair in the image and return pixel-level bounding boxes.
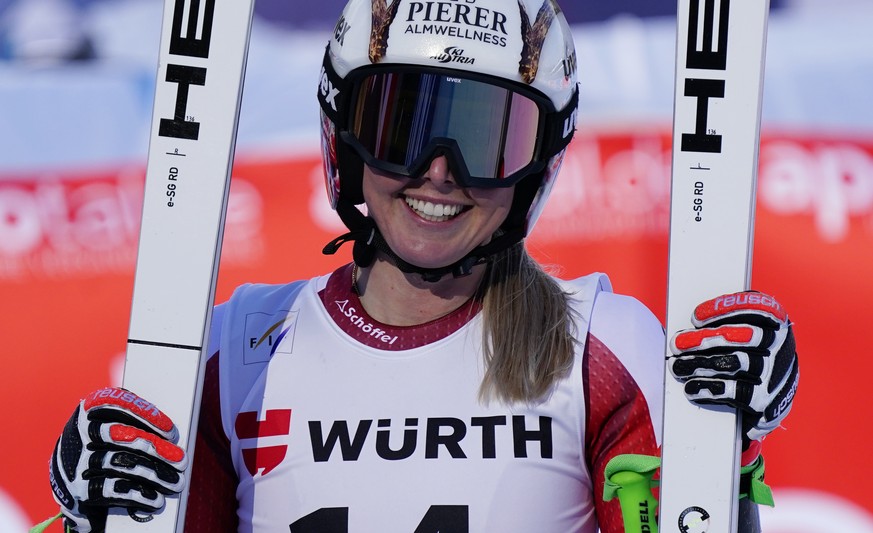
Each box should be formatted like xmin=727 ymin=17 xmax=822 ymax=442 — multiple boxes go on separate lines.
xmin=478 ymin=242 xmax=577 ymax=403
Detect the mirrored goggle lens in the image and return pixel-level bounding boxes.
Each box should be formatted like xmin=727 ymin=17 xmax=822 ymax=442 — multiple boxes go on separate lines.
xmin=349 ymin=71 xmax=542 ymax=183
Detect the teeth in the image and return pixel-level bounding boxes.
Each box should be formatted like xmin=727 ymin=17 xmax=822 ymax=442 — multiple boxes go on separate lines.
xmin=405 ymin=197 xmax=464 ymax=222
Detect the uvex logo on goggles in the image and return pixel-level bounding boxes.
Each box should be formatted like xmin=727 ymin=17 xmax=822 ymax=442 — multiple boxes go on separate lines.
xmin=334 ymin=67 xmax=576 ymax=188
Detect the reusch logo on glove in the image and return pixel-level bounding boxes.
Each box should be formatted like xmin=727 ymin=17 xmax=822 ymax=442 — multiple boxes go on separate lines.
xmin=772 ymin=370 xmax=799 ymax=420
xmin=84 ymin=388 xmax=173 ymax=433
xmin=694 ymin=292 xmax=788 ymax=323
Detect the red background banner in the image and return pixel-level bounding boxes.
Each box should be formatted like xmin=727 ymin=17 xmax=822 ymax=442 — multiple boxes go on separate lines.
xmin=2 ymin=129 xmax=872 ymax=529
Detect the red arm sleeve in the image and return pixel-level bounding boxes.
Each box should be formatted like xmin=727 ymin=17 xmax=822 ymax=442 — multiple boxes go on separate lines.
xmin=184 ymin=353 xmax=240 ymax=532
xmin=583 ymin=333 xmax=660 ymax=533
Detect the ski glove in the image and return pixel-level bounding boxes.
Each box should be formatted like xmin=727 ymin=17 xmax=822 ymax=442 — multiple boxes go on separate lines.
xmin=49 ymin=387 xmax=188 ymax=533
xmin=668 ymin=291 xmax=799 ymax=444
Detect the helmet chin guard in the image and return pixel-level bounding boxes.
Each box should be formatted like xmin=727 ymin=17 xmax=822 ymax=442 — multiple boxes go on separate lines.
xmin=317 ymin=0 xmax=579 ymax=280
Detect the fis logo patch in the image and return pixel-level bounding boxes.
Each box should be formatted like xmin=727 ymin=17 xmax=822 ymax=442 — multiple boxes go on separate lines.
xmin=243 ymin=310 xmax=297 ymax=364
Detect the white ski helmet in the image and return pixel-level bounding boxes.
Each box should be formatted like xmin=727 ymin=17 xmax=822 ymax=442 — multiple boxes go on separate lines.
xmin=318 ymin=0 xmax=579 ymax=279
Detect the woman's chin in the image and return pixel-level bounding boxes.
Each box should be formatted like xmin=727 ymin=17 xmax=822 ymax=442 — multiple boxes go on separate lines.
xmin=388 ymin=246 xmax=468 ymax=272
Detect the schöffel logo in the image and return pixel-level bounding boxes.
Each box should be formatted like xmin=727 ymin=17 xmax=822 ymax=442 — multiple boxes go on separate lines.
xmin=334 ymin=299 xmax=399 ymax=346
xmin=430 ymin=46 xmax=475 ymax=64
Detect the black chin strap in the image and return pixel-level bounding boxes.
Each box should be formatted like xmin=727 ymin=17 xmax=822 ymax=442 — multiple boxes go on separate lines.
xmin=322 ymin=200 xmax=523 ymax=283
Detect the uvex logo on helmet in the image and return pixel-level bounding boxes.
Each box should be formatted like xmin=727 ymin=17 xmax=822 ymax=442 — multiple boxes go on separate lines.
xmin=562 ymin=49 xmax=577 ymax=78
xmin=333 ymin=14 xmax=351 ymax=46
xmin=562 ymin=107 xmax=577 ymax=139
xmin=319 ymin=66 xmax=340 ymax=112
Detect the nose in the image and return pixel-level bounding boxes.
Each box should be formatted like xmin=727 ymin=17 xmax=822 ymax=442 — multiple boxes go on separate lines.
xmin=423 ymin=155 xmax=455 ymax=187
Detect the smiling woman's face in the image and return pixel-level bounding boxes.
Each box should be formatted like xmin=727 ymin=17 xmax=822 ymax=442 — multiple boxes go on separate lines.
xmin=362 ymin=155 xmax=514 ymax=270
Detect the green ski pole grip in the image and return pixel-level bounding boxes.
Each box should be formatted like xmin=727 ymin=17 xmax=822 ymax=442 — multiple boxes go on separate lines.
xmin=603 ymin=454 xmax=661 ymax=533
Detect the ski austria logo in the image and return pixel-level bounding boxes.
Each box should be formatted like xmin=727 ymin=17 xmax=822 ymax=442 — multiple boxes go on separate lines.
xmin=430 ymin=46 xmax=475 ymax=64
xmin=243 ymin=310 xmax=298 ymax=364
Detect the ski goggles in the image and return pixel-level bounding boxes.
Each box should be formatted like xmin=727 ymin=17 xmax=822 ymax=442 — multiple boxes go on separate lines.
xmin=326 ymin=65 xmax=577 ymax=189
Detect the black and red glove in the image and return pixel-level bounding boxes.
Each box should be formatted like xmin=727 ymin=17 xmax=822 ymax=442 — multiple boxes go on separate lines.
xmin=668 ymin=291 xmax=799 ymax=445
xmin=49 ymin=387 xmax=188 ymax=533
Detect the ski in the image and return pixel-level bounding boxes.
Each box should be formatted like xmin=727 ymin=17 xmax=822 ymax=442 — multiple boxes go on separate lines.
xmin=659 ymin=0 xmax=770 ymax=532
xmin=106 ymin=0 xmax=255 ymax=531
